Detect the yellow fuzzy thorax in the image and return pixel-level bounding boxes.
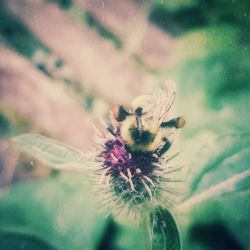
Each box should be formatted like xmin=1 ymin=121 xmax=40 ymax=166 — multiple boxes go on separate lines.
xmin=120 ymin=116 xmax=162 ymax=152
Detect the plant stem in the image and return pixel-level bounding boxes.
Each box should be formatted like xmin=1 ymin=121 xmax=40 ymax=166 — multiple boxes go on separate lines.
xmin=142 ymin=213 xmax=153 ymax=250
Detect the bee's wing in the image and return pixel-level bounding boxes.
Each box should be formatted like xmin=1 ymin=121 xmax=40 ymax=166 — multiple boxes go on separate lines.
xmin=143 ymin=81 xmax=176 ymax=123
xmin=12 ymin=134 xmax=92 ymax=172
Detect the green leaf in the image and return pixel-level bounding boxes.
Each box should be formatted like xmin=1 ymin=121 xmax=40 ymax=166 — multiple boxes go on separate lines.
xmin=188 ymin=133 xmax=250 ymax=196
xmin=0 ymin=174 xmax=107 ymax=250
xmin=12 ymin=134 xmax=91 ymax=172
xmin=178 ymin=168 xmax=250 ymax=213
xmin=0 ymin=231 xmax=56 ymax=250
xmin=176 ymin=132 xmax=250 ymax=250
xmin=150 ymin=207 xmax=181 ymax=250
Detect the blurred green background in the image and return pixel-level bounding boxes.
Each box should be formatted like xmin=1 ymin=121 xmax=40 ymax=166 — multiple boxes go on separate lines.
xmin=0 ymin=0 xmax=249 ymax=249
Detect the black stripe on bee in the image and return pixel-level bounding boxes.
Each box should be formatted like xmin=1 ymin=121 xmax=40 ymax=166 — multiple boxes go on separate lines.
xmin=129 ymin=128 xmax=155 ymax=146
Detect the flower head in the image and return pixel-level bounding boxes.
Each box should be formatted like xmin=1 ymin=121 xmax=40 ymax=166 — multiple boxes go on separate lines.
xmin=101 ymin=133 xmax=160 ymax=204
xmin=91 ymin=83 xmax=185 ymax=216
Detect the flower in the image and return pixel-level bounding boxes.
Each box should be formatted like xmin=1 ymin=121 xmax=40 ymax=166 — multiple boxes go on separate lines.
xmin=90 ymin=110 xmax=184 ymax=217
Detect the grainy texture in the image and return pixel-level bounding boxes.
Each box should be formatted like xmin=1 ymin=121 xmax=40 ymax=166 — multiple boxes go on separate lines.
xmin=5 ymin=0 xmax=148 ymax=104
xmin=0 ymin=46 xmax=93 ymax=150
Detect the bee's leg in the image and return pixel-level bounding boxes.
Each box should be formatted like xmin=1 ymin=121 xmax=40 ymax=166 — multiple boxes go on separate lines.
xmin=160 ymin=117 xmax=185 ymax=129
xmin=158 ymin=137 xmax=171 ymax=157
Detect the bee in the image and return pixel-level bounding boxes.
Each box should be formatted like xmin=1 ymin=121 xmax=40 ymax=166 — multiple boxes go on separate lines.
xmin=113 ymin=82 xmax=185 ymax=155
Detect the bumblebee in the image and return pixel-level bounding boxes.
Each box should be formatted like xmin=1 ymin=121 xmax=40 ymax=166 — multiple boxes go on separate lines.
xmin=113 ymin=82 xmax=185 ymax=155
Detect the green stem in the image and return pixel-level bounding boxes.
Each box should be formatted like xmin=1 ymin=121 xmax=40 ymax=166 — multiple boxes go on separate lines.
xmin=143 ymin=213 xmax=153 ymax=250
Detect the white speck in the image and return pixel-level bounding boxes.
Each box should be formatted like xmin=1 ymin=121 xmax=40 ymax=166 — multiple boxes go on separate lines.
xmin=30 ymin=161 xmax=34 ymax=166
